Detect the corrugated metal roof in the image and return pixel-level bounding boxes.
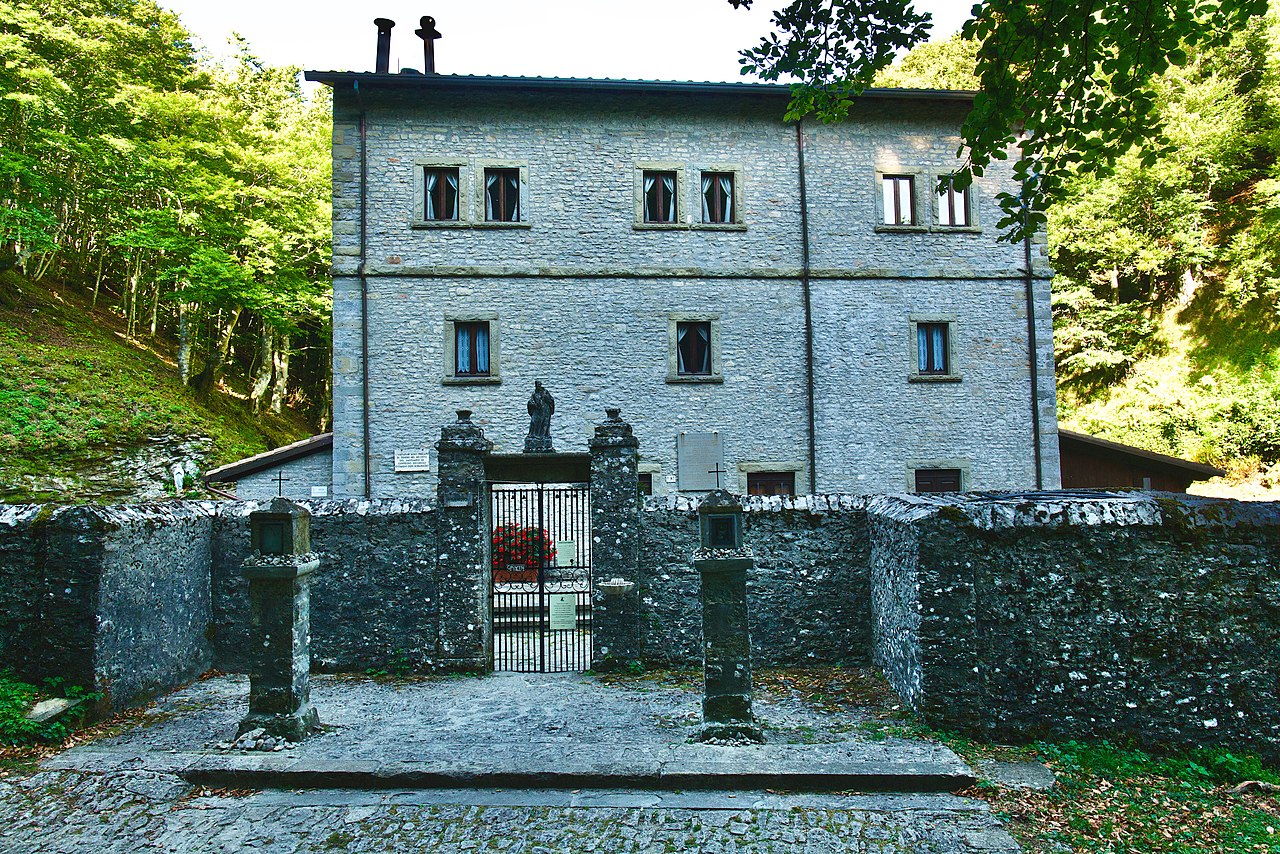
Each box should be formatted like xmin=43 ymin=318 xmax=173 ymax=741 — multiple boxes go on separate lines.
xmin=302 ymin=70 xmax=976 ymax=102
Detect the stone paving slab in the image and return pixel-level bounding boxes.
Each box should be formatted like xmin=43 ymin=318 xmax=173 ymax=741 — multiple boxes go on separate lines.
xmin=0 ymin=770 xmax=1021 ymax=853
xmin=44 ymin=672 xmax=975 ymax=793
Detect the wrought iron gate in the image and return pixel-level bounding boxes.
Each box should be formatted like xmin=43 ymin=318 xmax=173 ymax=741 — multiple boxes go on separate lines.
xmin=489 ymin=482 xmax=592 ymax=672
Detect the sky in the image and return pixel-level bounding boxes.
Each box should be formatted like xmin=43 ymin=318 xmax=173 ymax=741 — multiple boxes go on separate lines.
xmin=158 ymin=0 xmax=972 ymax=83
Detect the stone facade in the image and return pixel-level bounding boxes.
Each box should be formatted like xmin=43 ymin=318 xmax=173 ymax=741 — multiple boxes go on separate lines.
xmin=309 ymin=76 xmax=1060 ymax=498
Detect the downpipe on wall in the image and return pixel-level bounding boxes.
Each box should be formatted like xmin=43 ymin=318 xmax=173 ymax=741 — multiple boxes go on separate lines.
xmin=356 ymin=80 xmax=372 ymax=498
xmin=796 ymin=121 xmax=818 ymax=494
xmin=1023 ymin=205 xmax=1044 ymax=490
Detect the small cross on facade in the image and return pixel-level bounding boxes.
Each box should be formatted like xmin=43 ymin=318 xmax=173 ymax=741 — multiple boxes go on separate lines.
xmin=274 ymin=470 xmax=290 ymax=497
xmin=708 ymin=462 xmax=728 ymax=489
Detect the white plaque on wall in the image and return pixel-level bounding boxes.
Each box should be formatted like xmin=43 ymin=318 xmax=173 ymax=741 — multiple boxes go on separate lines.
xmin=555 ymin=540 xmax=576 ymax=567
xmin=394 ymin=449 xmax=432 ymax=472
xmin=548 ymin=594 xmax=578 ymax=631
xmin=310 ymin=486 xmax=329 ymax=498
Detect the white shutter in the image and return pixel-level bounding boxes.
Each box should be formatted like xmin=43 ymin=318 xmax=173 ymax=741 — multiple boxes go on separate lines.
xmin=677 ymin=431 xmax=725 ymax=491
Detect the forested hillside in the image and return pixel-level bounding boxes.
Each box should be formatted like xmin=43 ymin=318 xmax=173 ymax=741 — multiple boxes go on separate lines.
xmin=879 ymin=19 xmax=1280 ymax=497
xmin=1 ymin=1 xmax=331 ymax=499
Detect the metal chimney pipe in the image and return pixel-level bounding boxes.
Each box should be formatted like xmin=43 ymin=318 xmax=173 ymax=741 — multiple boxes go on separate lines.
xmin=374 ymin=18 xmax=395 ymax=74
xmin=415 ymin=16 xmax=442 ymax=74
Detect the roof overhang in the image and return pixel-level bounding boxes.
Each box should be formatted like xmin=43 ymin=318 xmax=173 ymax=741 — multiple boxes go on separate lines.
xmin=302 ymin=71 xmax=977 ymax=106
xmin=204 ymin=433 xmax=334 ymax=484
xmin=1058 ymin=429 xmax=1225 ymax=481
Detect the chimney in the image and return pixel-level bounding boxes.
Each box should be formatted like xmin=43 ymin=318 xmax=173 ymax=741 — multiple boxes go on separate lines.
xmin=414 ymin=16 xmax=442 ymax=74
xmin=374 ymin=18 xmax=395 ymax=74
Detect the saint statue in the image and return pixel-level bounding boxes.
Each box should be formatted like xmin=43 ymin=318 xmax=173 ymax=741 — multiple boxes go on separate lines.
xmin=524 ymin=380 xmax=555 ymax=453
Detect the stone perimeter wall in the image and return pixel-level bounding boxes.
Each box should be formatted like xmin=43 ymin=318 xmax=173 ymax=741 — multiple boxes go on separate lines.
xmin=870 ymin=493 xmax=1280 ymax=761
xmin=639 ymin=495 xmax=873 ymax=666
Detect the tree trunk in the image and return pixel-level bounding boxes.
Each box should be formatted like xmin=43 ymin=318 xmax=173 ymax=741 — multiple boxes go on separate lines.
xmin=177 ymin=302 xmax=191 ymax=384
xmin=250 ymin=326 xmax=274 ymax=413
xmin=271 ymin=334 xmax=289 ymax=414
xmin=190 ymin=306 xmax=242 ymax=395
xmin=91 ymin=253 xmax=105 ymax=309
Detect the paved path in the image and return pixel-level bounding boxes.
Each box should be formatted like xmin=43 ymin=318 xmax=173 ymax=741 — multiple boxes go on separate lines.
xmin=9 ymin=672 xmax=1021 ymax=851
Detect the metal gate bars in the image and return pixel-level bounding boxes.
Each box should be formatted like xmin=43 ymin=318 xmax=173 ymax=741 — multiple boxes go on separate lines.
xmin=489 ymin=482 xmax=592 ymax=672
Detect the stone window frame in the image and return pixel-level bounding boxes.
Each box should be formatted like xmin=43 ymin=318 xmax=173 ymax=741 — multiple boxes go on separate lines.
xmin=907 ymin=314 xmax=962 ymax=383
xmin=737 ymin=460 xmax=807 ymax=496
xmin=473 ymin=159 xmax=532 ymax=229
xmin=666 ymin=312 xmax=724 ymax=384
xmin=929 ymin=171 xmax=982 ymax=234
xmin=874 ymin=167 xmax=928 ymax=233
xmin=692 ymin=164 xmax=747 ymax=231
xmin=412 ymin=159 xmax=471 ymax=227
xmin=638 ymin=462 xmax=667 ymax=497
xmin=442 ymin=312 xmax=502 ymax=385
xmin=905 ymin=460 xmax=971 ymax=493
xmin=634 ymin=161 xmax=688 ymax=230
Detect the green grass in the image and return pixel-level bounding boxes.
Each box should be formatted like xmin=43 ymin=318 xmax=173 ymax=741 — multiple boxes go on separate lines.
xmin=0 ymin=271 xmax=311 ymax=501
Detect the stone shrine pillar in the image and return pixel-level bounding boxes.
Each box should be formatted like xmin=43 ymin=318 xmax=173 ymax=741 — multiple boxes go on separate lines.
xmin=589 ymin=409 xmax=643 ymax=670
xmin=435 ymin=409 xmax=493 ymax=672
xmin=239 ymin=498 xmax=320 ymax=741
xmin=694 ymin=490 xmax=764 ymax=743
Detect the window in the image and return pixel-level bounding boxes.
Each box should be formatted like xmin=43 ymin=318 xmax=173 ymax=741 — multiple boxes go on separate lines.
xmin=638 ymin=472 xmax=653 ymax=496
xmin=747 ymin=471 xmax=795 ymax=496
xmin=423 ymin=167 xmax=459 ymax=221
xmin=644 ymin=170 xmax=677 ymax=223
xmin=937 ymin=179 xmax=970 ymax=227
xmin=676 ymin=321 xmax=712 ymax=376
xmin=914 ymin=468 xmax=962 ymax=493
xmin=484 ymin=167 xmax=520 ymax=222
xmin=917 ymin=322 xmax=949 ymax=375
xmin=701 ymin=172 xmax=734 ymax=224
xmin=882 ymin=175 xmax=915 ymax=225
xmin=454 ymin=321 xmax=490 ymax=377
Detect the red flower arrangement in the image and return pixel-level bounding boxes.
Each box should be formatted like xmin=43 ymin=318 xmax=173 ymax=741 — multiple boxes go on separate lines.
xmin=491 ymin=524 xmax=556 ymax=583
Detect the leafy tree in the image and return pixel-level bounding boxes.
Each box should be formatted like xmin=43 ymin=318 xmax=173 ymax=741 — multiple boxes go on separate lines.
xmin=733 ymin=0 xmax=1270 ymax=238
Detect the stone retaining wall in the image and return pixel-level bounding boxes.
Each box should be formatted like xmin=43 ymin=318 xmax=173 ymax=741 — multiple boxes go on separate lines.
xmin=639 ymin=495 xmax=873 ymax=666
xmin=869 ymin=493 xmax=1280 ymax=760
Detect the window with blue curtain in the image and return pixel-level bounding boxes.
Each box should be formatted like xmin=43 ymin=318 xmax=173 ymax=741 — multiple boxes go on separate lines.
xmin=917 ymin=322 xmax=949 ymax=374
xmin=882 ymin=175 xmax=915 ymax=225
xmin=455 ymin=321 xmax=490 ymax=376
xmin=676 ymin=321 xmax=712 ymax=375
xmin=424 ymin=167 xmax=459 ymax=220
xmin=644 ymin=170 xmax=677 ymax=223
xmin=484 ymin=168 xmax=520 ymax=222
xmin=701 ymin=172 xmax=734 ymax=223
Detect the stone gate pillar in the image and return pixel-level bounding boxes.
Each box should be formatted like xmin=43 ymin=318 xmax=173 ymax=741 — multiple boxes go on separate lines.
xmin=589 ymin=408 xmax=643 ymax=670
xmin=435 ymin=409 xmax=493 ymax=672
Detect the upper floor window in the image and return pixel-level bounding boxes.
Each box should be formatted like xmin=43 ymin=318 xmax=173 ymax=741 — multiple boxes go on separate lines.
xmin=937 ymin=180 xmax=970 ymax=227
xmin=917 ymin=322 xmax=949 ymax=375
xmin=701 ymin=172 xmax=734 ymax=224
xmin=424 ymin=167 xmax=459 ymax=221
xmin=676 ymin=321 xmax=712 ymax=376
xmin=882 ymin=175 xmax=915 ymax=225
xmin=644 ymin=170 xmax=677 ymax=223
xmin=455 ymin=321 xmax=490 ymax=377
xmin=485 ymin=168 xmax=520 ymax=222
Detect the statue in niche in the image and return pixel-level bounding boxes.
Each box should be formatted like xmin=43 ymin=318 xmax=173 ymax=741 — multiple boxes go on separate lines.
xmin=524 ymin=380 xmax=555 ymax=453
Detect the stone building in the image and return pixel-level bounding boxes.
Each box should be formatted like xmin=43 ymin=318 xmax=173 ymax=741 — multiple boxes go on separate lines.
xmin=297 ymin=62 xmax=1061 ymax=498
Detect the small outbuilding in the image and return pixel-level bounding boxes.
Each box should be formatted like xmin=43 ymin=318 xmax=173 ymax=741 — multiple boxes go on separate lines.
xmin=1058 ymin=429 xmax=1225 ymax=493
xmin=203 ymin=433 xmax=333 ymax=500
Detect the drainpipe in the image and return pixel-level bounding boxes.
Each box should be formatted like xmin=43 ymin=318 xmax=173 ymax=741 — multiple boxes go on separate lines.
xmin=795 ymin=121 xmax=818 ymax=494
xmin=356 ymin=79 xmax=372 ymax=498
xmin=1023 ymin=205 xmax=1044 ymax=490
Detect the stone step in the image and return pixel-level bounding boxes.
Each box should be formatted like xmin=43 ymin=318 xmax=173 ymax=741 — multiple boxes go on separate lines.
xmin=47 ymin=741 xmax=976 ymax=795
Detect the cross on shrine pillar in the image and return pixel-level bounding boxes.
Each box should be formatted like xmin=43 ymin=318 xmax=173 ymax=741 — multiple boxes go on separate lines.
xmin=273 ymin=470 xmax=290 ymax=497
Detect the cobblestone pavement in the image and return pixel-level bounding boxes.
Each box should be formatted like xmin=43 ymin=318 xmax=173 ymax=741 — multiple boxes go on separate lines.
xmin=1 ymin=771 xmax=1019 ymax=853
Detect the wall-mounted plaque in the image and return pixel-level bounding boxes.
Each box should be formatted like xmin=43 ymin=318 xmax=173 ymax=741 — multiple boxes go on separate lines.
xmin=394 ymin=449 xmax=432 ymax=472
xmin=310 ymin=486 xmax=329 ymax=498
xmin=548 ymin=593 xmax=577 ymax=631
xmin=555 ymin=540 xmax=576 ymax=567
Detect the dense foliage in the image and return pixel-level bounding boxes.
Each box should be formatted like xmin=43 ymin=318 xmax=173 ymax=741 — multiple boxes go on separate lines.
xmin=0 ymin=0 xmax=331 ymax=427
xmin=875 ymin=16 xmax=1280 ymax=485
xmin=735 ymin=0 xmax=1270 ymax=241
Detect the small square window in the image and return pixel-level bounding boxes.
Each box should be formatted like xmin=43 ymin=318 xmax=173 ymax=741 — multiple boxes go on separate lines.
xmin=644 ymin=170 xmax=678 ymax=223
xmin=455 ymin=321 xmax=491 ymax=377
xmin=937 ymin=179 xmax=970 ymax=227
xmin=701 ymin=172 xmax=735 ymax=224
xmin=914 ymin=468 xmax=962 ymax=493
xmin=484 ymin=167 xmax=520 ymax=222
xmin=676 ymin=321 xmax=712 ymax=376
xmin=917 ymin=322 xmax=949 ymax=375
xmin=424 ymin=167 xmax=460 ymax=221
xmin=747 ymin=471 xmax=795 ymax=496
xmin=638 ymin=472 xmax=653 ymax=496
xmin=882 ymin=175 xmax=915 ymax=225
